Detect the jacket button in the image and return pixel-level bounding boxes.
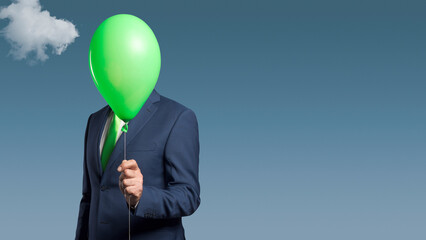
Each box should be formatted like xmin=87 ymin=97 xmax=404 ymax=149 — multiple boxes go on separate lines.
xmin=100 ymin=185 xmax=107 ymax=191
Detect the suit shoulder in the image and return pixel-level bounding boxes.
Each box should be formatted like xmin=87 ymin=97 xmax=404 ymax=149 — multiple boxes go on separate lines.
xmin=88 ymin=105 xmax=109 ymax=123
xmin=157 ymin=93 xmax=195 ymax=116
xmin=91 ymin=105 xmax=108 ymax=115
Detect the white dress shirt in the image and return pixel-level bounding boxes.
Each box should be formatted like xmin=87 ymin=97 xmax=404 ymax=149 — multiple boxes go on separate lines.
xmin=99 ymin=110 xmax=126 ymax=156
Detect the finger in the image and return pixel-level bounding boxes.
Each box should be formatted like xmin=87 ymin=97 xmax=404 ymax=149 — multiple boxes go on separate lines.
xmin=120 ymin=159 xmax=139 ymax=171
xmin=123 ymin=168 xmax=137 ymax=178
xmin=119 ymin=172 xmax=133 ymax=182
xmin=125 ymin=186 xmax=138 ymax=196
xmin=119 ymin=170 xmax=138 ymax=183
xmin=117 ymin=160 xmax=127 ymax=172
xmin=122 ymin=178 xmax=140 ymax=187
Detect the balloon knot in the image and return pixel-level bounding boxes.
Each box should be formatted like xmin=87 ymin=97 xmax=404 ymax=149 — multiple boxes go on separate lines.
xmin=122 ymin=123 xmax=128 ymax=133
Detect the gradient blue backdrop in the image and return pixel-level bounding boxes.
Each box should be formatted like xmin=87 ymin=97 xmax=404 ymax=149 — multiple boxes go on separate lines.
xmin=0 ymin=0 xmax=425 ymax=239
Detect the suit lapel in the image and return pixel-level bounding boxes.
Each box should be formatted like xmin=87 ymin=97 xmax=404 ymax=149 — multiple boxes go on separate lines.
xmin=102 ymin=89 xmax=161 ymax=176
xmin=92 ymin=105 xmax=110 ymax=179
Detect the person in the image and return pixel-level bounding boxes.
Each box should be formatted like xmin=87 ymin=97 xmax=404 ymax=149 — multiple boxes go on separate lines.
xmin=75 ymin=88 xmax=201 ymax=240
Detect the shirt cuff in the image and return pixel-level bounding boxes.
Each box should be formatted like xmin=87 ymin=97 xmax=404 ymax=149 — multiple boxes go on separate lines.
xmin=127 ymin=199 xmax=140 ymax=212
xmin=133 ymin=200 xmax=140 ymax=209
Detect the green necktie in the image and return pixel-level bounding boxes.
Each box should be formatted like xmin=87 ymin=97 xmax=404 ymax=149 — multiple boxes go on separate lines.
xmin=101 ymin=113 xmax=121 ymax=171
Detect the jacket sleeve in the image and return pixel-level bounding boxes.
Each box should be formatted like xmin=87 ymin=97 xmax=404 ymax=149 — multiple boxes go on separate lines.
xmin=75 ymin=114 xmax=92 ymax=239
xmin=132 ymin=109 xmax=201 ymax=219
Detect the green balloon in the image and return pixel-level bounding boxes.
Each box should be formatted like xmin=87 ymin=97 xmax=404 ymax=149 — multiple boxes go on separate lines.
xmin=89 ymin=14 xmax=161 ymax=122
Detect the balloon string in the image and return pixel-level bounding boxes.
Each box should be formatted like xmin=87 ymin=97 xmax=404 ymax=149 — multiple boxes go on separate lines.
xmin=122 ymin=123 xmax=130 ymax=240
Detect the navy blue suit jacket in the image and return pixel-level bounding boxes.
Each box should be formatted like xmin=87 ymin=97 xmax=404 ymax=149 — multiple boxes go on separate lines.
xmin=75 ymin=89 xmax=201 ymax=240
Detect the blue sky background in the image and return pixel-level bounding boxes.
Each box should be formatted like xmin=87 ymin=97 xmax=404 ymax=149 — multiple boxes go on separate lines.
xmin=0 ymin=0 xmax=425 ymax=239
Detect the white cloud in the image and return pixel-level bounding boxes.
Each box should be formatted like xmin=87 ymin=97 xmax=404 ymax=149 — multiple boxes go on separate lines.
xmin=0 ymin=0 xmax=78 ymax=62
